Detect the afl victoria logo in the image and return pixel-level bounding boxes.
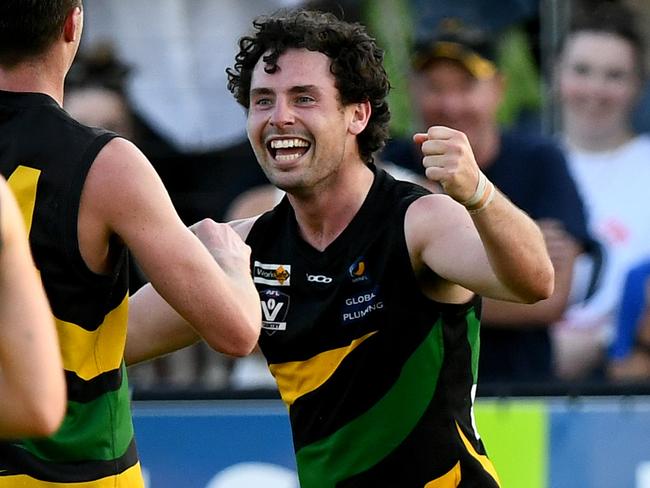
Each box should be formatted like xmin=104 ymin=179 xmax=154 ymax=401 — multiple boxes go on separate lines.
xmin=260 ymin=289 xmax=289 ymax=333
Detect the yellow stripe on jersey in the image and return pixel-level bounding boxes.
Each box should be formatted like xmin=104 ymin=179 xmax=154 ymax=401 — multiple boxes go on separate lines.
xmin=269 ymin=331 xmax=377 ymax=406
xmin=56 ymin=294 xmax=129 ymax=381
xmin=456 ymin=421 xmax=501 ymax=486
xmin=0 ymin=462 xmax=143 ymax=488
xmin=6 ymin=165 xmax=41 ymax=234
xmin=424 ymin=461 xmax=461 ymax=487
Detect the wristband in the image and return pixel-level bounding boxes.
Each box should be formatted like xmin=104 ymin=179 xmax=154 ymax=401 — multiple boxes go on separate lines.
xmin=461 ymin=171 xmax=495 ymax=215
xmin=466 ymin=181 xmax=495 ymax=215
xmin=461 ymin=171 xmax=488 ymax=208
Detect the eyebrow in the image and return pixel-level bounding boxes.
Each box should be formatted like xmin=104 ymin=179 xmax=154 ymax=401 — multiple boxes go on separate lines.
xmin=250 ymin=85 xmax=321 ymax=97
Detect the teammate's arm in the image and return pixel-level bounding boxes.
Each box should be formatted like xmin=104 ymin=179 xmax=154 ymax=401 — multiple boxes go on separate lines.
xmin=124 ymin=216 xmax=258 ymax=365
xmin=80 ymin=138 xmax=261 ymax=362
xmin=0 ymin=178 xmax=66 ymax=438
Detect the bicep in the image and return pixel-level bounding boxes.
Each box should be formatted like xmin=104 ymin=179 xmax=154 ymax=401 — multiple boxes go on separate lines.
xmin=407 ymin=196 xmax=519 ymax=301
xmin=87 ymin=140 xmax=257 ymax=351
xmin=86 ymin=139 xmax=206 ymax=281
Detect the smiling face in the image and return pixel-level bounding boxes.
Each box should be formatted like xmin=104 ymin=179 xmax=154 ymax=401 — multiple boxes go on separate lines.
xmin=557 ymin=32 xmax=641 ymax=144
xmin=246 ymin=48 xmax=366 ymax=194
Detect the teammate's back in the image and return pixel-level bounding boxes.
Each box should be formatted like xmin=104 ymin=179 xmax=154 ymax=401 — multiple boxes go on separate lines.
xmin=0 ymin=2 xmax=261 ymax=486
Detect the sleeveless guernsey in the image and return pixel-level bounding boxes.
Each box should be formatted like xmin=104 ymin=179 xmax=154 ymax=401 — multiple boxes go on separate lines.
xmin=247 ymin=166 xmax=500 ymax=487
xmin=0 ymin=90 xmax=142 ymax=487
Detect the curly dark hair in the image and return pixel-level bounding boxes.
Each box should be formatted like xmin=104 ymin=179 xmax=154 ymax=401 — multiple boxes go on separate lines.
xmin=226 ymin=9 xmax=391 ymax=163
xmin=0 ymin=0 xmax=82 ymax=67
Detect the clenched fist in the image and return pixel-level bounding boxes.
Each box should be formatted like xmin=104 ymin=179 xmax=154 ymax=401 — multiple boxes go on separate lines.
xmin=413 ymin=126 xmax=482 ymax=203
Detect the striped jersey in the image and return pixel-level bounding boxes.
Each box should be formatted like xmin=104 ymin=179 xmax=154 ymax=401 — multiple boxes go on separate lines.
xmin=0 ymin=90 xmax=142 ymax=486
xmin=247 ymin=165 xmax=500 ymax=488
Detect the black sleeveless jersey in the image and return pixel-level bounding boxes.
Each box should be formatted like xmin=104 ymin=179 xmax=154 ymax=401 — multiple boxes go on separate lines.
xmin=247 ymin=166 xmax=500 ymax=488
xmin=0 ymin=90 xmax=142 ymax=486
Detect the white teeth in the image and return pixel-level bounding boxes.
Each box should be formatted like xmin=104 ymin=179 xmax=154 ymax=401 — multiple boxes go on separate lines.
xmin=270 ymin=138 xmax=309 ymax=149
xmin=276 ymin=153 xmax=302 ymax=161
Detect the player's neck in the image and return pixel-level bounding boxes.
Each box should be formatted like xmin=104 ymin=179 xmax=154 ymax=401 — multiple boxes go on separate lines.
xmin=289 ymin=163 xmax=374 ymax=251
xmin=0 ymin=56 xmax=65 ymax=106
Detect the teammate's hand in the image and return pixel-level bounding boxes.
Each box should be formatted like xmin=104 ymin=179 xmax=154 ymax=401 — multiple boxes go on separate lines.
xmin=413 ymin=126 xmax=481 ymax=203
xmin=190 ymin=218 xmax=252 ymax=276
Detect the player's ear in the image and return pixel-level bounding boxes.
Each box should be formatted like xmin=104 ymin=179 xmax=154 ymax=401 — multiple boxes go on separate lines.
xmin=63 ymin=6 xmax=83 ymax=43
xmin=348 ymin=100 xmax=371 ymax=136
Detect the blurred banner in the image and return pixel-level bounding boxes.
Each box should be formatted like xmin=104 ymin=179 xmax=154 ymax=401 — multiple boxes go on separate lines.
xmin=133 ymin=397 xmax=650 ymax=487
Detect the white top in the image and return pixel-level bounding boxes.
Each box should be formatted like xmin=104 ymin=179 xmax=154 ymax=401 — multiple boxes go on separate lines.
xmin=81 ymin=0 xmax=302 ymax=151
xmin=561 ymin=134 xmax=650 ymax=337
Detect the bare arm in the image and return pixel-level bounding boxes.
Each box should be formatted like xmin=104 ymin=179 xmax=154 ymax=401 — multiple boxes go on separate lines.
xmin=81 ymin=139 xmax=261 ymax=363
xmin=0 ymin=179 xmax=66 ymax=438
xmin=126 ymin=283 xmax=200 ymax=365
xmin=125 ymin=217 xmax=259 ymax=365
xmin=408 ymin=127 xmax=554 ymax=303
xmin=482 ymin=219 xmax=581 ymax=325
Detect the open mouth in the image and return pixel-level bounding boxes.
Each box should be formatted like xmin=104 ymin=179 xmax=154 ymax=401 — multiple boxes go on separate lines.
xmin=267 ymin=137 xmax=311 ymax=162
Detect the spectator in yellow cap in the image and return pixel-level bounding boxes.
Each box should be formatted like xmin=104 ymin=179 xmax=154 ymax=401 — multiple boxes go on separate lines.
xmin=381 ymin=18 xmax=598 ymax=384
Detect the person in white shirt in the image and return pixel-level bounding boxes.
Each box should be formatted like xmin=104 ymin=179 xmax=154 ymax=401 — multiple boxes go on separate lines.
xmin=552 ymin=0 xmax=650 ymax=379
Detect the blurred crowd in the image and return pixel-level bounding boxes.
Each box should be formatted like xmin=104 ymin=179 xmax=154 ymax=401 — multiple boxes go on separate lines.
xmin=65 ymin=0 xmax=650 ymax=392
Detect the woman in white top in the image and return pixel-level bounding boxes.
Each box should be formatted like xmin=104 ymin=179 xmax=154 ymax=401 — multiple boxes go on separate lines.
xmin=553 ymin=1 xmax=650 ymax=379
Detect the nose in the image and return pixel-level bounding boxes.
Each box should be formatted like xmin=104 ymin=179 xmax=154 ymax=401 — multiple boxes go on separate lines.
xmin=438 ymin=91 xmax=465 ymax=117
xmin=269 ymin=98 xmax=295 ymax=128
xmin=420 ymin=92 xmax=462 ymax=127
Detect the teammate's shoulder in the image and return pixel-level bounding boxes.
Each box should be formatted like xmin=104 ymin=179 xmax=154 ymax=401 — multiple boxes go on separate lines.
xmin=42 ymin=102 xmax=118 ymax=146
xmin=94 ymin=137 xmax=147 ymax=167
xmin=84 ymin=137 xmax=156 ymax=194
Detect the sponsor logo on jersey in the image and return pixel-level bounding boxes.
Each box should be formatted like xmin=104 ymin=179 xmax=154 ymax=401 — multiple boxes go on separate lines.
xmin=306 ymin=273 xmax=333 ymax=284
xmin=348 ymin=257 xmax=368 ymax=283
xmin=260 ymin=289 xmax=290 ymax=333
xmin=342 ymin=286 xmax=383 ymax=323
xmin=253 ymin=261 xmax=291 ymax=286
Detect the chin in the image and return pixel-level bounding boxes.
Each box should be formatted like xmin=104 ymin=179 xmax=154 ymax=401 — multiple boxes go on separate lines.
xmin=268 ymin=173 xmax=300 ymax=192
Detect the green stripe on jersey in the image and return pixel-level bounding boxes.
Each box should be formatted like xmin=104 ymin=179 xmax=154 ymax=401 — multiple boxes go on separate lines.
xmin=296 ymin=319 xmax=445 ymax=488
xmin=467 ymin=307 xmax=480 ymax=384
xmin=22 ymin=363 xmax=133 ymax=463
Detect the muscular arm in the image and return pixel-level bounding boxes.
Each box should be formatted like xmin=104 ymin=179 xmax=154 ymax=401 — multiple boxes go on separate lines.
xmin=0 ymin=179 xmax=66 ymax=438
xmin=125 ymin=217 xmax=258 ymax=365
xmin=408 ymin=127 xmax=554 ymax=303
xmin=80 ymin=139 xmax=261 ymax=363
